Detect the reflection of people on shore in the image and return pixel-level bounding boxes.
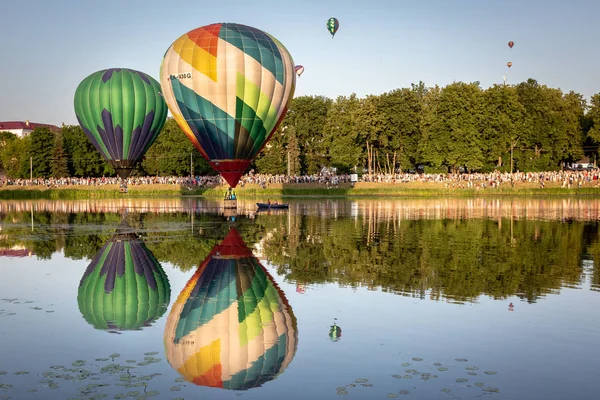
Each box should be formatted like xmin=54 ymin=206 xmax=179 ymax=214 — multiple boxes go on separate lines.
xmin=509 ymin=302 xmax=514 ymax=311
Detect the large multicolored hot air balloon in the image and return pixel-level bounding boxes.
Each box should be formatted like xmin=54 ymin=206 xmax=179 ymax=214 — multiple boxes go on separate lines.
xmin=295 ymin=65 xmax=305 ymax=77
xmin=74 ymin=68 xmax=168 ymax=180
xmin=327 ymin=17 xmax=339 ymax=38
xmin=77 ymin=222 xmax=171 ymax=331
xmin=164 ymin=227 xmax=298 ymax=390
xmin=159 ymin=23 xmax=296 ymax=188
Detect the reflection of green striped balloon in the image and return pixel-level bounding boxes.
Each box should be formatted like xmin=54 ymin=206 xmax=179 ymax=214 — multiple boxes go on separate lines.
xmin=77 ymin=231 xmax=171 ymax=331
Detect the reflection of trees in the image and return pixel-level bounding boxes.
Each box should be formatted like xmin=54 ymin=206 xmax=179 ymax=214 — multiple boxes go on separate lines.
xmin=260 ymin=214 xmax=592 ymax=303
xmin=2 ymin=206 xmax=600 ymax=302
xmin=0 ymin=212 xmax=263 ymax=271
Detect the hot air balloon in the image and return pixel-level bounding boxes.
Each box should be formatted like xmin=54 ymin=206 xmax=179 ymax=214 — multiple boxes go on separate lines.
xmin=74 ymin=68 xmax=168 ymax=182
xmin=164 ymin=227 xmax=298 ymax=390
xmin=507 ymin=62 xmax=512 ymax=68
xmin=159 ymin=23 xmax=296 ymax=189
xmin=295 ymin=65 xmax=305 ymax=77
xmin=508 ymin=41 xmax=514 ymax=48
xmin=327 ymin=17 xmax=339 ymax=38
xmin=329 ymin=319 xmax=342 ymax=342
xmin=77 ymin=221 xmax=171 ymax=332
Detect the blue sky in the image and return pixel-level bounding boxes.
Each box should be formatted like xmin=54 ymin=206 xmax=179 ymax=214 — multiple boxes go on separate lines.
xmin=0 ymin=0 xmax=597 ymax=126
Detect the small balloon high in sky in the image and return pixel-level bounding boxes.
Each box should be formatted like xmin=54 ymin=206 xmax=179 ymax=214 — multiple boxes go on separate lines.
xmin=327 ymin=17 xmax=339 ymax=38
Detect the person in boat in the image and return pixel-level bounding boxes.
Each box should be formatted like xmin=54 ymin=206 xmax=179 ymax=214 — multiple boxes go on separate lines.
xmin=267 ymin=199 xmax=271 ymax=205
xmin=273 ymin=200 xmax=278 ymax=205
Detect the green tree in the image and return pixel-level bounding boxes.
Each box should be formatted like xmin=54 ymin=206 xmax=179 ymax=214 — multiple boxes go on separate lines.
xmin=324 ymin=94 xmax=362 ymax=173
xmin=420 ymin=82 xmax=484 ymax=172
xmin=585 ymin=93 xmax=600 ymax=162
xmin=0 ymin=135 xmax=30 ymax=178
xmin=480 ymin=84 xmax=526 ymax=172
xmin=51 ymin=131 xmax=69 ymax=178
xmin=142 ymin=118 xmax=213 ymax=176
xmin=29 ymin=127 xmax=55 ymax=178
xmin=284 ymin=96 xmax=333 ymax=174
xmin=62 ymin=125 xmax=113 ymax=177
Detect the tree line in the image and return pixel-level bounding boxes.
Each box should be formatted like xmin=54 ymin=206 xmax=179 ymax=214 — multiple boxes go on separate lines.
xmin=3 ymin=78 xmax=600 ymax=178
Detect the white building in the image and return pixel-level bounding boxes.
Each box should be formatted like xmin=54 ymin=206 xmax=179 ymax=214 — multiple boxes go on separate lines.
xmin=0 ymin=120 xmax=60 ymax=138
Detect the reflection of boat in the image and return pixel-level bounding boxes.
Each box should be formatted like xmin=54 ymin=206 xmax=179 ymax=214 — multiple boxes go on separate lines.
xmin=256 ymin=203 xmax=289 ymax=209
xmin=164 ymin=227 xmax=298 ymax=390
xmin=77 ymin=221 xmax=171 ymax=332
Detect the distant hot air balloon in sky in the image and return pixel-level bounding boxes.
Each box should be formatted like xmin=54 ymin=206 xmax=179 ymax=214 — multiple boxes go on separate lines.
xmin=164 ymin=227 xmax=298 ymax=390
xmin=74 ymin=68 xmax=168 ymax=180
xmin=508 ymin=41 xmax=514 ymax=48
xmin=295 ymin=65 xmax=305 ymax=77
xmin=507 ymin=62 xmax=513 ymax=68
xmin=327 ymin=17 xmax=339 ymax=38
xmin=159 ymin=23 xmax=296 ymax=188
xmin=77 ymin=221 xmax=171 ymax=332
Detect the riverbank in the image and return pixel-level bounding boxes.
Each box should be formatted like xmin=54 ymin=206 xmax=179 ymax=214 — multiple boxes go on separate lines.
xmin=1 ymin=181 xmax=600 ymax=199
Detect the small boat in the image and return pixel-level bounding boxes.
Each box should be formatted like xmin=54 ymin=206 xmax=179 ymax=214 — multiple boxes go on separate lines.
xmin=256 ymin=203 xmax=289 ymax=209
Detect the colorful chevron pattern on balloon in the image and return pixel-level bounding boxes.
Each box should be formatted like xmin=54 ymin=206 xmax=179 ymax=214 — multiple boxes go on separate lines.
xmin=160 ymin=23 xmax=296 ymax=188
xmin=164 ymin=228 xmax=298 ymax=390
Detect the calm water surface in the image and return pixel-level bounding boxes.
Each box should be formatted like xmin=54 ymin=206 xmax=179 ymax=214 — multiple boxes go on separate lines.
xmin=1 ymin=198 xmax=599 ymax=400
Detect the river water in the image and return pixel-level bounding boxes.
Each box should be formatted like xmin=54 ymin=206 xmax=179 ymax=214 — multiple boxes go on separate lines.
xmin=0 ymin=197 xmax=598 ymax=400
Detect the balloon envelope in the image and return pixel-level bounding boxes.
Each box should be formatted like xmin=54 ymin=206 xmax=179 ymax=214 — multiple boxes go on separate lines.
xmin=507 ymin=62 xmax=512 ymax=68
xmin=74 ymin=68 xmax=168 ymax=179
xmin=77 ymin=222 xmax=171 ymax=331
xmin=508 ymin=41 xmax=514 ymax=48
xmin=295 ymin=65 xmax=304 ymax=77
xmin=164 ymin=227 xmax=298 ymax=390
xmin=159 ymin=23 xmax=296 ymax=188
xmin=327 ymin=17 xmax=339 ymax=38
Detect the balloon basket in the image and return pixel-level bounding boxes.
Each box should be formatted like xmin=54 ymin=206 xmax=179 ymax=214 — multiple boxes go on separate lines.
xmin=223 ymin=199 xmax=237 ymax=209
xmin=119 ymin=184 xmax=128 ymax=194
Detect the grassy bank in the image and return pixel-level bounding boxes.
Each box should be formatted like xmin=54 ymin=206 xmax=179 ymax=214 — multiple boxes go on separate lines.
xmin=2 ymin=181 xmax=600 ymax=200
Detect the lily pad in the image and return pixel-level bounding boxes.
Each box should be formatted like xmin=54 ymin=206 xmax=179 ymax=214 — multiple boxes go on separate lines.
xmin=465 ymin=366 xmax=479 ymax=371
xmin=387 ymin=394 xmax=399 ymax=398
xmin=401 ymin=362 xmax=410 ymax=367
xmin=438 ymin=367 xmax=448 ymax=372
xmin=483 ymin=387 xmax=500 ymax=393
xmin=399 ymin=390 xmax=410 ymax=395
xmin=455 ymin=358 xmax=468 ymax=362
xmin=354 ymin=378 xmax=369 ymax=383
xmin=169 ymin=386 xmax=181 ymax=392
xmin=456 ymin=378 xmax=468 ymax=383
xmin=484 ymin=371 xmax=497 ymax=375
xmin=412 ymin=357 xmax=423 ymax=361
xmin=143 ymin=352 xmax=158 ymax=356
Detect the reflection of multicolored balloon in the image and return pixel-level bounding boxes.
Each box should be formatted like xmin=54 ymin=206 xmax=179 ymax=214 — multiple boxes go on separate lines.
xmin=77 ymin=223 xmax=171 ymax=331
xmin=74 ymin=68 xmax=168 ymax=179
xmin=164 ymin=227 xmax=298 ymax=390
xmin=159 ymin=23 xmax=296 ymax=188
xmin=295 ymin=65 xmax=304 ymax=77
xmin=327 ymin=17 xmax=339 ymax=38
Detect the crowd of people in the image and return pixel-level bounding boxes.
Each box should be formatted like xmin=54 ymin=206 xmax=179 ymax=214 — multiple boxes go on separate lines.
xmin=1 ymin=169 xmax=599 ymax=189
